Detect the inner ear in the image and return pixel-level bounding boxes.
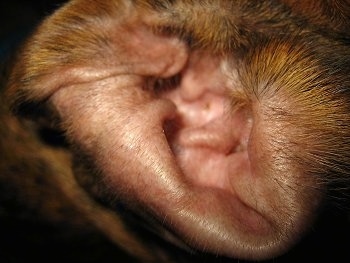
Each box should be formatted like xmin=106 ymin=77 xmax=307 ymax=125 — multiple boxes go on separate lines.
xmin=155 ymin=51 xmax=252 ymax=191
xmin=136 ymin=50 xmax=316 ymax=260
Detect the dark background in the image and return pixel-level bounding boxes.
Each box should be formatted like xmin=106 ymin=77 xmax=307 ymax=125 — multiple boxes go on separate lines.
xmin=0 ymin=0 xmax=67 ymax=61
xmin=0 ymin=1 xmax=349 ymax=262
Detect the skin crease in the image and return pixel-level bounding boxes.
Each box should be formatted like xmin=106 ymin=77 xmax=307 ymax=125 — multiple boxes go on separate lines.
xmin=2 ymin=0 xmax=350 ymax=262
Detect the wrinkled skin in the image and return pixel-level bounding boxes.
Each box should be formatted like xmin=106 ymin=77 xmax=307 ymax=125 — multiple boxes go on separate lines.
xmin=4 ymin=0 xmax=350 ymax=262
xmin=51 ymin=46 xmax=314 ymax=259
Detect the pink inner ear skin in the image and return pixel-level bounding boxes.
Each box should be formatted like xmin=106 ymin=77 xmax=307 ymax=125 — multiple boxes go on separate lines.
xmin=162 ymin=52 xmax=252 ymax=192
